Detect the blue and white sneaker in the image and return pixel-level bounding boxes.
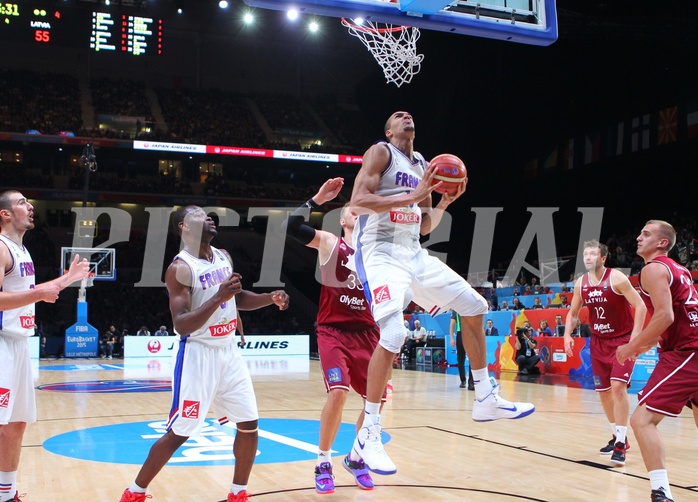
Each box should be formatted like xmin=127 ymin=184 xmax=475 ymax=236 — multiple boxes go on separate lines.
xmin=314 ymin=462 xmax=335 ymax=494
xmin=351 ymin=423 xmax=397 ymax=475
xmin=472 ymin=385 xmax=535 ymax=422
xmin=343 ymin=455 xmax=374 ymax=490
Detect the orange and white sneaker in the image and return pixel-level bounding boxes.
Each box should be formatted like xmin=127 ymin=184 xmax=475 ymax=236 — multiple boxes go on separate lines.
xmin=386 ymin=383 xmax=394 ymax=395
xmin=119 ymin=489 xmax=152 ymax=502
xmin=227 ymin=490 xmax=251 ymax=502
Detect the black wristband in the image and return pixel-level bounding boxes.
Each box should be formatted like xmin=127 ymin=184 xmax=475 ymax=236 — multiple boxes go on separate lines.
xmin=304 ymin=198 xmax=321 ymax=210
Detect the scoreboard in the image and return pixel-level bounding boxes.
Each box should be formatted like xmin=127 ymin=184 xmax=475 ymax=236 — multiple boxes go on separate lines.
xmin=0 ymin=3 xmax=163 ymax=55
xmin=91 ymin=12 xmax=163 ymax=55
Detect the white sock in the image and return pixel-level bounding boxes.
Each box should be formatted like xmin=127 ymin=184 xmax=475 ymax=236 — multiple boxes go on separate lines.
xmin=649 ymin=470 xmax=672 ymax=499
xmin=0 ymin=471 xmax=17 ymax=501
xmin=615 ymin=425 xmax=627 ymax=444
xmin=317 ymin=449 xmax=331 ymax=466
xmin=609 ymin=422 xmax=616 ymax=436
xmin=361 ymin=401 xmax=381 ymax=427
xmin=128 ymin=482 xmax=146 ymax=494
xmin=471 ymin=368 xmax=493 ymax=399
xmin=231 ymin=483 xmax=247 ymax=495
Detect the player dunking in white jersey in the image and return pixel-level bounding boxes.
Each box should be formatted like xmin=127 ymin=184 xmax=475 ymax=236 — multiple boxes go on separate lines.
xmin=120 ymin=206 xmax=289 ymax=502
xmin=0 ymin=190 xmax=89 ymax=502
xmin=348 ymin=111 xmax=534 ymax=475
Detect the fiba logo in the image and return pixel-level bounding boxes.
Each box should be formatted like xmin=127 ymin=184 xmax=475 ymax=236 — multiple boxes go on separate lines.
xmin=147 ymin=340 xmax=162 ymax=353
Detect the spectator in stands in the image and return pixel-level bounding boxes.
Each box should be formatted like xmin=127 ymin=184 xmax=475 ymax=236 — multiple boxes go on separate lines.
xmin=531 ymin=297 xmax=545 ymax=310
xmin=523 ymin=285 xmax=533 ymax=296
xmin=99 ymin=328 xmax=115 ymax=359
xmin=156 ymin=325 xmax=169 ymax=336
xmin=512 ymin=287 xmax=520 ymax=296
xmin=533 ymin=285 xmax=543 ymax=295
xmin=554 ymin=315 xmax=565 ymax=337
xmin=571 ymin=318 xmax=592 ymax=338
xmin=559 ymin=294 xmax=571 ymax=309
xmin=403 ymin=319 xmax=427 ymax=360
xmin=137 ymin=326 xmax=151 ymax=336
xmin=489 ymin=288 xmax=498 ymax=310
xmin=515 ymin=327 xmax=540 ymax=375
xmin=511 ymin=297 xmax=524 ymax=310
xmin=485 ymin=319 xmax=499 ymax=336
xmin=499 ymin=300 xmax=510 ymax=311
xmin=537 ymin=320 xmax=553 ymax=337
xmin=486 ymin=299 xmax=495 ymax=311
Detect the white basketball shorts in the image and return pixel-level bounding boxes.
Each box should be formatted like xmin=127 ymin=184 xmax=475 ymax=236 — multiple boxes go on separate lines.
xmin=0 ymin=335 xmax=36 ymax=424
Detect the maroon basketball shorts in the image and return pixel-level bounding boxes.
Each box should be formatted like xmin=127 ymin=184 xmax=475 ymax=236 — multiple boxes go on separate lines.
xmin=317 ymin=324 xmax=380 ymax=399
xmin=591 ymin=333 xmax=635 ymax=391
xmin=638 ymin=350 xmax=698 ymax=417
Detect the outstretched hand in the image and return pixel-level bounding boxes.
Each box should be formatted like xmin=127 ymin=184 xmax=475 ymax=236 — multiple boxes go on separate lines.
xmin=271 ymin=290 xmax=290 ymax=310
xmin=66 ymin=254 xmax=91 ymax=282
xmin=315 ymin=177 xmax=344 ymax=205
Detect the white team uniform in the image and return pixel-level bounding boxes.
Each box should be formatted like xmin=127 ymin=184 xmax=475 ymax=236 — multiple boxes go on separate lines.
xmin=353 ymin=142 xmax=486 ymax=351
xmin=0 ymin=234 xmax=37 ymax=424
xmin=166 ymin=247 xmax=258 ymax=437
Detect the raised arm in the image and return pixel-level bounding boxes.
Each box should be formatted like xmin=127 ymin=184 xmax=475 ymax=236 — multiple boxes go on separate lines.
xmin=0 ymin=247 xmax=89 ymax=310
xmin=350 ymin=144 xmax=436 ymax=215
xmin=282 ymin=177 xmax=343 ymax=264
xmin=419 ymin=175 xmax=468 ymax=236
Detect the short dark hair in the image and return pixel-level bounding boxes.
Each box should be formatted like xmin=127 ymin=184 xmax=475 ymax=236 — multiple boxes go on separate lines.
xmin=583 ymin=239 xmax=609 ymax=258
xmin=0 ymin=190 xmax=20 ymax=212
xmin=171 ymin=206 xmax=196 ymax=236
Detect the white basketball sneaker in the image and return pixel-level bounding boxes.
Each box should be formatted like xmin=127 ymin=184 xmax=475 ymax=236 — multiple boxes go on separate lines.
xmin=472 ymin=386 xmax=535 ymax=422
xmin=351 ymin=422 xmax=397 ymax=475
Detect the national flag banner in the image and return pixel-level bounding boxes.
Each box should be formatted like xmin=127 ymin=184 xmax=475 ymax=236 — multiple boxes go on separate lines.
xmin=687 ymin=105 xmax=698 ymax=138
xmin=524 ymin=158 xmax=538 ymax=179
xmin=631 ymin=114 xmax=651 ymax=152
xmin=657 ymin=106 xmax=678 ymax=145
xmin=543 ymin=145 xmax=558 ymax=171
xmin=604 ymin=121 xmax=624 ymax=158
xmin=562 ymin=138 xmax=575 ymax=169
xmin=584 ymin=131 xmax=600 ymax=165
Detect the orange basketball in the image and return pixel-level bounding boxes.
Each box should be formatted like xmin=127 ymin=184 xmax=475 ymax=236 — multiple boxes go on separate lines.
xmin=430 ymin=153 xmax=467 ymax=195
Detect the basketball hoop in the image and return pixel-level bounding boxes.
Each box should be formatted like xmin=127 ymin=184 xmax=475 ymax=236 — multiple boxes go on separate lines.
xmin=341 ymin=18 xmax=424 ymax=87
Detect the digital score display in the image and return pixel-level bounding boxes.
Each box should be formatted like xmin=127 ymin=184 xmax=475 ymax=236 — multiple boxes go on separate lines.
xmin=0 ymin=3 xmax=67 ymax=45
xmin=0 ymin=4 xmax=162 ymax=55
xmin=91 ymin=12 xmax=163 ymax=55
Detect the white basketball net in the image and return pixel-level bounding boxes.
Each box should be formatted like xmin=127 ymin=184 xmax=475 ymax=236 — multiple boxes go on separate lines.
xmin=342 ymin=19 xmax=424 ymax=87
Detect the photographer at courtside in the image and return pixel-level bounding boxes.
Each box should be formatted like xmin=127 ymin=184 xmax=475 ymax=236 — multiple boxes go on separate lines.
xmin=515 ymin=326 xmax=541 ymax=375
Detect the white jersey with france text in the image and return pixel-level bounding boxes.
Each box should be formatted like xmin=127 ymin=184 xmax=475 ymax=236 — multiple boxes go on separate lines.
xmin=0 ymin=234 xmax=36 ymax=338
xmin=355 ymin=141 xmax=427 ymax=246
xmin=173 ymin=247 xmax=238 ymax=347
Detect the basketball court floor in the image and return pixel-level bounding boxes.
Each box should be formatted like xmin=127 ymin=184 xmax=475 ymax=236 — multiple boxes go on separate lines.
xmin=21 ymin=356 xmax=698 ymax=501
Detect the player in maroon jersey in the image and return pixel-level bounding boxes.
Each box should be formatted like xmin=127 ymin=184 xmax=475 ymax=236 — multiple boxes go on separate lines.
xmin=283 ymin=178 xmax=381 ymax=494
xmin=617 ymin=220 xmax=698 ymax=502
xmin=564 ymin=239 xmax=646 ymax=466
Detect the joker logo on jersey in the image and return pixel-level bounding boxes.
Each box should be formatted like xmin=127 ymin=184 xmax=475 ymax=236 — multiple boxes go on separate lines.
xmin=209 ymin=317 xmax=237 ymax=337
xmin=20 ymin=311 xmax=35 ymax=329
